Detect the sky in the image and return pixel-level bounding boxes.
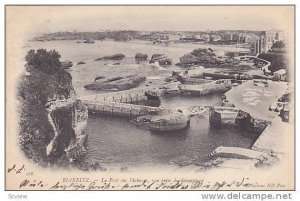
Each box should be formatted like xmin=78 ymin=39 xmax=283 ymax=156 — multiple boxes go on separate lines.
xmin=6 ymin=6 xmax=295 ymax=35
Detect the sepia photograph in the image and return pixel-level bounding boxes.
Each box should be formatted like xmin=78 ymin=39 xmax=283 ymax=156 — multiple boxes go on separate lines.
xmin=5 ymin=5 xmax=295 ymax=191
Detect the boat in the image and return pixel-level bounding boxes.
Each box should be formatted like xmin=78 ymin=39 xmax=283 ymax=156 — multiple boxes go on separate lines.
xmin=187 ymin=106 xmax=208 ymax=117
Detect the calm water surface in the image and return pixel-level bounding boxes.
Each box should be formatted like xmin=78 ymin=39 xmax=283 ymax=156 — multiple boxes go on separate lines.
xmin=26 ymin=40 xmax=258 ymax=168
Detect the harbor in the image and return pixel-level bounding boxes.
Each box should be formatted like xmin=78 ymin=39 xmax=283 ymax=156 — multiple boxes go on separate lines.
xmin=24 ymin=35 xmax=293 ymax=170
xmin=7 ymin=5 xmax=296 ymax=192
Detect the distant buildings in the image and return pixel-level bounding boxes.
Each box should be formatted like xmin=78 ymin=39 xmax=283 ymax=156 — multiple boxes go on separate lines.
xmin=250 ymin=36 xmax=265 ymax=55
xmin=179 ymin=33 xmax=210 ymax=42
xmin=168 ymin=34 xmax=180 ymax=41
xmin=210 ymin=35 xmax=221 ymax=42
xmin=199 ymin=34 xmax=210 ymax=42
xmin=250 ymin=30 xmax=285 ymax=55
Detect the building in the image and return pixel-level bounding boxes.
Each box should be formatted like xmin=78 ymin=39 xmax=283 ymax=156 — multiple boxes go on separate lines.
xmin=250 ymin=36 xmax=265 ymax=55
xmin=250 ymin=30 xmax=285 ymax=55
xmin=168 ymin=34 xmax=180 ymax=41
xmin=263 ymin=30 xmax=285 ymax=52
xmin=274 ymin=69 xmax=287 ymax=81
xmin=210 ymin=35 xmax=221 ymax=42
xmin=199 ymin=34 xmax=210 ymax=42
xmin=221 ymin=32 xmax=233 ymax=41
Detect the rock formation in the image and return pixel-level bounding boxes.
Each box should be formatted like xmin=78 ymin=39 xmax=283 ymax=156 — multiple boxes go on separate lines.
xmin=179 ymin=48 xmax=239 ymax=67
xmin=61 ymin=60 xmax=73 ymax=69
xmin=95 ymin=54 xmax=125 ymax=61
xmin=179 ymin=81 xmax=231 ymax=96
xmin=149 ymin=54 xmax=172 ymax=65
xmin=77 ymin=61 xmax=86 ymax=65
xmin=84 ymin=74 xmax=146 ymax=91
xmin=135 ymin=53 xmax=148 ymax=61
xmin=18 ymin=49 xmax=88 ymax=167
xmin=46 ymin=100 xmax=88 ymax=163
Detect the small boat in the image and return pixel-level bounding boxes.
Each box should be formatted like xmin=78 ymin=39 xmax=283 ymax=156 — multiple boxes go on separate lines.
xmin=187 ymin=106 xmax=208 ymax=117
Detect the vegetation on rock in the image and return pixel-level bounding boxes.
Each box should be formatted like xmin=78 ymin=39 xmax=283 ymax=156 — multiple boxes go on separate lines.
xmin=18 ymin=49 xmax=76 ymax=166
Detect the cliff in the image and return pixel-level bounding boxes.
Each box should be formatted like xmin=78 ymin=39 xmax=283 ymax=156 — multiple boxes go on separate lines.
xmin=18 ymin=49 xmax=88 ymax=167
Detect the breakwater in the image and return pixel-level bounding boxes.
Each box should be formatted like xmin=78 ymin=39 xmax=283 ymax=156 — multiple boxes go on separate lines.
xmin=83 ymin=99 xmax=172 ymax=117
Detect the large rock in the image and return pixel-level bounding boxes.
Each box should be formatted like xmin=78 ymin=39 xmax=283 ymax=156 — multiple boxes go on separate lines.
xmin=77 ymin=61 xmax=86 ymax=65
xmin=135 ymin=53 xmax=148 ymax=61
xmin=46 ymin=100 xmax=88 ymax=163
xmin=18 ymin=62 xmax=86 ymax=166
xmin=179 ymin=48 xmax=238 ymax=67
xmin=61 ymin=60 xmax=73 ymax=69
xmin=95 ymin=54 xmax=125 ymax=61
xmin=149 ymin=54 xmax=172 ymax=65
xmin=84 ymin=74 xmax=146 ymax=91
xmin=162 ymin=82 xmax=181 ymax=95
xmin=179 ymin=82 xmax=231 ymax=96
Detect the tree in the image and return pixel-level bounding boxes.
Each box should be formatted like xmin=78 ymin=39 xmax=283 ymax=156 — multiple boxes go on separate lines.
xmin=19 ymin=49 xmax=75 ymax=166
xmin=25 ymin=49 xmax=61 ymax=74
xmin=272 ymin=41 xmax=285 ymax=49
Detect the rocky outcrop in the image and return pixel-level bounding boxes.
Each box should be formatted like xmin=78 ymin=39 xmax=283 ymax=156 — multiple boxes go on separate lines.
xmin=179 ymin=81 xmax=231 ymax=96
xmin=179 ymin=48 xmax=217 ymax=66
xmin=61 ymin=60 xmax=73 ymax=69
xmin=144 ymin=88 xmax=163 ymax=100
xmin=77 ymin=61 xmax=86 ymax=65
xmin=166 ymin=67 xmax=205 ymax=84
xmin=84 ymin=74 xmax=146 ymax=91
xmin=179 ymin=48 xmax=238 ymax=67
xmin=95 ymin=54 xmax=125 ymax=61
xmin=46 ymin=100 xmax=88 ymax=163
xmin=18 ymin=49 xmax=88 ymax=167
xmin=149 ymin=54 xmax=172 ymax=65
xmin=162 ymin=82 xmax=181 ymax=95
xmin=135 ymin=53 xmax=148 ymax=61
xmin=165 ymin=71 xmax=182 ymax=82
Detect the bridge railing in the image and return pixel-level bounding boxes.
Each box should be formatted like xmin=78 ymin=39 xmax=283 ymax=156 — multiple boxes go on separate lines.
xmin=80 ymin=87 xmax=161 ymax=103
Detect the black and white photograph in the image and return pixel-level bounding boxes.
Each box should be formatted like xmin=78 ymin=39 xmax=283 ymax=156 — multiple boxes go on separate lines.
xmin=5 ymin=5 xmax=295 ymax=191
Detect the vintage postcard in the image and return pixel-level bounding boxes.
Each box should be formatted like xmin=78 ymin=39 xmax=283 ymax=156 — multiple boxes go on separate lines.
xmin=5 ymin=5 xmax=295 ymax=190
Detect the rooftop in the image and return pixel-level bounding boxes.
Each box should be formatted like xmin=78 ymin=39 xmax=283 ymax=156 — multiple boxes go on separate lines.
xmin=274 ymin=69 xmax=287 ymax=75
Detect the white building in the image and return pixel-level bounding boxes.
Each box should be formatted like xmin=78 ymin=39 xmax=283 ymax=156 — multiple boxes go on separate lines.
xmin=274 ymin=69 xmax=287 ymax=81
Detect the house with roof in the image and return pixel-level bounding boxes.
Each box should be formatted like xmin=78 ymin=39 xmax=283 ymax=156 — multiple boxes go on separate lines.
xmin=274 ymin=69 xmax=287 ymax=81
